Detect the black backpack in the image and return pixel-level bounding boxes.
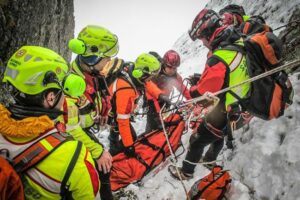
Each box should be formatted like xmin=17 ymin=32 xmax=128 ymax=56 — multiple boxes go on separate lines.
xmin=218 ymin=31 xmax=293 ymax=120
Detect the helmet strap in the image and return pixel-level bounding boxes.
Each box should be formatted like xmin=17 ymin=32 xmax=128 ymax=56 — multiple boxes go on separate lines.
xmin=42 ymin=89 xmax=63 ymax=110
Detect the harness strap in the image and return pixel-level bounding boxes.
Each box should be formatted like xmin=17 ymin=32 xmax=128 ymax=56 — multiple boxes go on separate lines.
xmin=111 ymin=78 xmax=137 ymax=120
xmin=227 ymin=90 xmax=247 ymax=110
xmin=204 ymin=120 xmax=224 ymax=139
xmin=140 ymin=137 xmax=161 ymax=151
xmin=60 ymin=141 xmax=83 ymax=199
xmin=135 ymin=154 xmax=151 ymax=172
xmin=13 ymin=132 xmax=72 ymax=173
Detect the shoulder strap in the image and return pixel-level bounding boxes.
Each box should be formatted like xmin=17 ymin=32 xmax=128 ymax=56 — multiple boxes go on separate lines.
xmin=111 ymin=78 xmax=135 ymax=96
xmin=13 ymin=131 xmax=73 ymax=173
xmin=60 ymin=141 xmax=83 ymax=199
xmin=110 ymin=78 xmax=136 ymax=118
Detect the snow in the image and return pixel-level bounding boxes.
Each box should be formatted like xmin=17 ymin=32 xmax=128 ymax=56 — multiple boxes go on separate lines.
xmin=96 ymin=0 xmax=300 ymax=199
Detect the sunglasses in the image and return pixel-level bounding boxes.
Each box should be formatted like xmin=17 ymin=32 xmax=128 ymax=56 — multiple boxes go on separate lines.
xmin=80 ymin=55 xmax=103 ymax=66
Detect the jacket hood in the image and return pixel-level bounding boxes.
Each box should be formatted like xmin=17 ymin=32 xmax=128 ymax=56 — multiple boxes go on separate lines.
xmin=0 ymin=104 xmax=54 ymax=138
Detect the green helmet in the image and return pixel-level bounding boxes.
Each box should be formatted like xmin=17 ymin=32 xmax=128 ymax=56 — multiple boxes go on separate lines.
xmin=68 ymin=25 xmax=119 ymax=58
xmin=132 ymin=53 xmax=161 ymax=80
xmin=63 ymin=73 xmax=86 ymax=97
xmin=2 ymin=46 xmax=68 ymax=95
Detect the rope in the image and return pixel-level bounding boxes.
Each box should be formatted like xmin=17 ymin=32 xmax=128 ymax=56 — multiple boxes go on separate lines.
xmin=273 ymin=20 xmax=300 ymax=31
xmin=182 ymin=159 xmax=223 ymax=166
xmin=181 ymin=59 xmax=300 ymax=108
xmin=159 ymin=104 xmax=190 ymax=199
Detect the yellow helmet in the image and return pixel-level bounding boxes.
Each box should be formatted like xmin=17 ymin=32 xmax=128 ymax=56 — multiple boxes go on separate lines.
xmin=68 ymin=25 xmax=119 ymax=65
xmin=3 ymin=46 xmax=68 ymax=95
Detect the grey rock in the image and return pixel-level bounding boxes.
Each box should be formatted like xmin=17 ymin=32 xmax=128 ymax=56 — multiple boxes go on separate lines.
xmin=0 ymin=0 xmax=74 ymax=105
xmin=0 ymin=0 xmax=74 ymax=63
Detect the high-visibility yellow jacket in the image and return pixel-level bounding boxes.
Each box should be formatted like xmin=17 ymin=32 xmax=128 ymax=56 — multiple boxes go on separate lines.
xmin=0 ymin=104 xmax=100 ymax=200
xmin=57 ymin=96 xmax=104 ymax=159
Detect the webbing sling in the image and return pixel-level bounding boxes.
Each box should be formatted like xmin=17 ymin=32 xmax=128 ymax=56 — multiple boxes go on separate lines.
xmin=13 ymin=132 xmax=72 ymax=173
xmin=142 ymin=118 xmax=180 ymax=177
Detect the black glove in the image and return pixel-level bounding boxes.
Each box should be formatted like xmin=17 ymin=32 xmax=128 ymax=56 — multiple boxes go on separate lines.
xmin=188 ymin=73 xmax=201 ymax=86
xmin=158 ymin=94 xmax=172 ymax=107
xmin=124 ymin=146 xmax=136 ymax=157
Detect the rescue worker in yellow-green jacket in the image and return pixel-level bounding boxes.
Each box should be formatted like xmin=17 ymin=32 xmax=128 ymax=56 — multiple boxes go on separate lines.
xmin=0 ymin=46 xmax=99 ymax=199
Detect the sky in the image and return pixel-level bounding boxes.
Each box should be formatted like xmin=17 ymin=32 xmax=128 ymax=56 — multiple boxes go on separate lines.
xmin=74 ymin=0 xmax=206 ymax=61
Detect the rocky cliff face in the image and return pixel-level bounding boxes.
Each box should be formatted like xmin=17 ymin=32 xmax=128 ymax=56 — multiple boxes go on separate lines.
xmin=0 ymin=0 xmax=74 ymax=64
xmin=0 ymin=0 xmax=74 ymax=104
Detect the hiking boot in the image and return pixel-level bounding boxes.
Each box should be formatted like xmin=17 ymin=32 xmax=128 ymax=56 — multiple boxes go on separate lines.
xmin=168 ymin=165 xmax=193 ymax=180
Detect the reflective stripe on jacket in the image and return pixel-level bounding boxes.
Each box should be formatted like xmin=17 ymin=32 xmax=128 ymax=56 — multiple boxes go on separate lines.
xmin=213 ymin=49 xmax=250 ymax=109
xmin=0 ymin=104 xmax=100 ymax=200
xmin=109 ymin=78 xmax=139 ymax=147
xmin=190 ymin=48 xmax=250 ymax=110
xmin=58 ymin=97 xmax=104 ymax=159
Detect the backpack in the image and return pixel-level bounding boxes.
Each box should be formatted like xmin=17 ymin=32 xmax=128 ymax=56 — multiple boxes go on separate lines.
xmin=0 ymin=131 xmax=80 ymax=199
xmin=0 ymin=155 xmax=24 ymax=200
xmin=240 ymin=15 xmax=272 ymax=35
xmin=187 ymin=166 xmax=231 ymax=200
xmin=220 ymin=30 xmax=293 ymax=120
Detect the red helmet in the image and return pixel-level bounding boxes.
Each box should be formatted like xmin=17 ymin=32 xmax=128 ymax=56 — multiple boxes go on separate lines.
xmin=163 ymin=50 xmax=180 ymax=68
xmin=219 ymin=4 xmax=246 ymax=16
xmin=189 ymin=9 xmax=221 ymax=41
xmin=219 ymin=4 xmax=245 ymax=26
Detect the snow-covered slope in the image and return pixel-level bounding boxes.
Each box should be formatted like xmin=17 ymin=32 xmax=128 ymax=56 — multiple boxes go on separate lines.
xmin=118 ymin=1 xmax=300 ymax=199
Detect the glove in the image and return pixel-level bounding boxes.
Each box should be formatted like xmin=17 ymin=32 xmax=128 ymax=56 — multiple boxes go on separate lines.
xmin=124 ymin=146 xmax=136 ymax=157
xmin=158 ymin=94 xmax=172 ymax=107
xmin=188 ymin=73 xmax=202 ymax=86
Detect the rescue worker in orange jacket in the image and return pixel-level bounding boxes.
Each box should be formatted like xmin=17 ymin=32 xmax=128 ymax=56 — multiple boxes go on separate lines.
xmin=68 ymin=25 xmax=118 ymax=200
xmin=145 ymin=50 xmax=191 ymax=132
xmin=108 ymin=53 xmax=167 ymax=156
xmin=0 ymin=46 xmax=99 ymax=199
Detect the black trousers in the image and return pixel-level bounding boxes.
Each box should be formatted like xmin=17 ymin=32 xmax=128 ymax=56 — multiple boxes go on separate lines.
xmin=108 ymin=124 xmax=137 ymax=156
xmin=98 ymin=171 xmax=113 ymax=200
xmin=145 ymin=100 xmax=166 ymax=133
xmin=182 ymin=103 xmax=227 ymax=174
